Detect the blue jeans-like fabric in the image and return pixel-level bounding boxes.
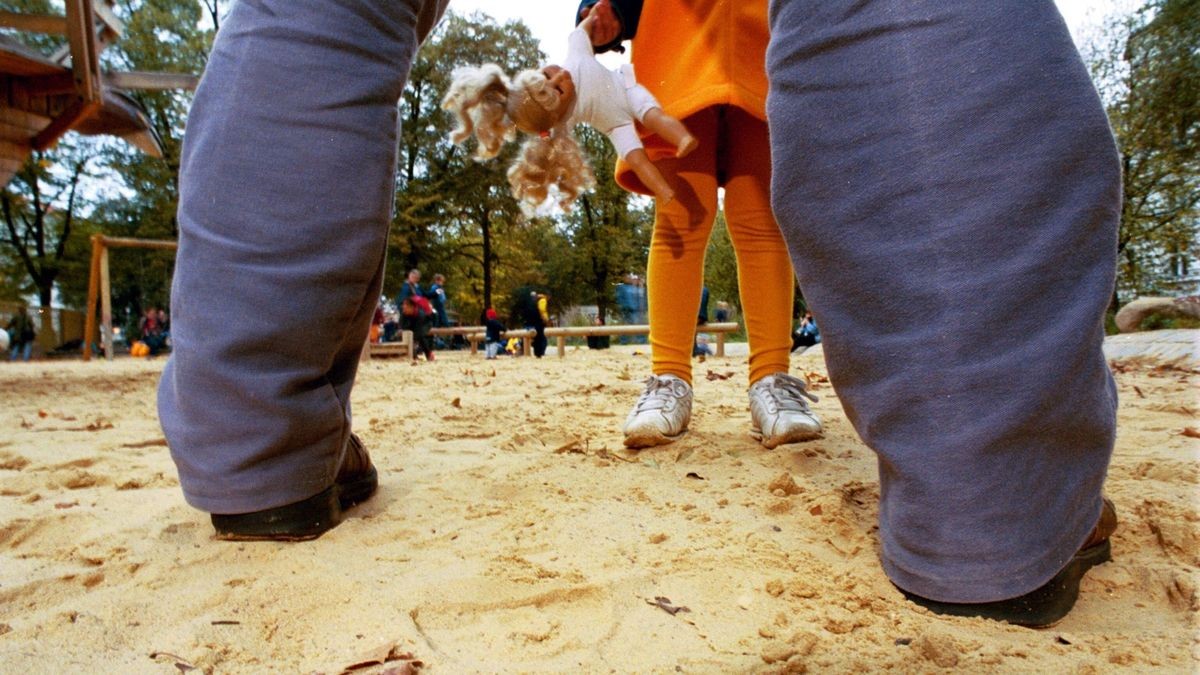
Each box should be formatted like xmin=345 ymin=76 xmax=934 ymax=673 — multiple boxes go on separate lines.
xmin=766 ymin=0 xmax=1120 ymax=602
xmin=9 ymin=341 xmax=32 ymax=361
xmin=158 ymin=0 xmax=447 ymax=514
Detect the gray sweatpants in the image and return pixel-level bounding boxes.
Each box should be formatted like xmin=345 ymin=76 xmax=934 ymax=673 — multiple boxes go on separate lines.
xmin=766 ymin=0 xmax=1120 ymax=602
xmin=158 ymin=0 xmax=447 ymax=514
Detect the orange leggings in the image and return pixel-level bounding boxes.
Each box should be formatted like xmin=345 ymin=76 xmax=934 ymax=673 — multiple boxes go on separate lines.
xmin=648 ymin=106 xmax=794 ymax=386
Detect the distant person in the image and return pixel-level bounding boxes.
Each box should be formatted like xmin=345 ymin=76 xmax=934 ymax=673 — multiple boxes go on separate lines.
xmin=531 ymin=293 xmax=551 ymax=358
xmin=697 ymin=286 xmax=709 ymax=325
xmin=396 ymin=268 xmax=424 ymax=309
xmin=483 ymin=307 xmax=504 ymax=359
xmin=139 ymin=307 xmax=168 ymax=355
xmin=791 ymin=310 xmax=820 ymax=352
xmin=615 ymin=273 xmax=647 ymax=344
xmin=714 ymin=301 xmax=730 ymax=323
xmin=404 ymin=293 xmax=436 ymax=361
xmin=577 ymin=0 xmax=818 ymax=452
xmin=428 ymin=273 xmax=450 ymax=328
xmin=6 ymin=305 xmax=35 ymax=361
xmin=587 ymin=314 xmax=610 ymax=350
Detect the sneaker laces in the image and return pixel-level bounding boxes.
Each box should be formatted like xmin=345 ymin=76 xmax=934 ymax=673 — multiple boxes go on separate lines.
xmin=761 ymin=373 xmax=818 ymax=412
xmin=633 ymin=376 xmax=686 ymax=413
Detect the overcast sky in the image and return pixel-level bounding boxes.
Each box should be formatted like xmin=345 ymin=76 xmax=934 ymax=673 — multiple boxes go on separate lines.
xmin=446 ymin=0 xmax=1138 ymax=65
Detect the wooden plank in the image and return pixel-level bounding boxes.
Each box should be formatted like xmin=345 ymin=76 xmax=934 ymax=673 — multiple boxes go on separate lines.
xmin=105 ymin=71 xmax=199 ymax=91
xmin=0 ymin=106 xmax=51 ymax=129
xmin=31 ymin=96 xmax=98 ymax=150
xmin=92 ymin=2 xmax=123 ymax=37
xmin=99 ymin=235 xmax=177 ymax=251
xmin=0 ymin=160 xmax=21 ymax=188
xmin=0 ymin=137 xmax=29 ymax=157
xmin=0 ymin=41 xmax=69 ymax=76
xmin=0 ymin=11 xmax=67 ymax=34
xmin=82 ymin=234 xmax=102 ymax=361
xmin=18 ymin=72 xmax=75 ymax=96
xmin=99 ymin=243 xmax=112 ymax=361
xmin=64 ymin=0 xmax=101 ymax=103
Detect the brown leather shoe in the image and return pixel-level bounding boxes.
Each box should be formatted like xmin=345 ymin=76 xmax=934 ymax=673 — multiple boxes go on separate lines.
xmin=211 ymin=434 xmax=379 ymax=541
xmin=898 ymin=497 xmax=1117 ymax=627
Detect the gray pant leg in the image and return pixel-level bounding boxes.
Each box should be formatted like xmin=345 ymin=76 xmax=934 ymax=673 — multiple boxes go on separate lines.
xmin=158 ymin=0 xmax=445 ymax=514
xmin=766 ymin=0 xmax=1120 ymax=602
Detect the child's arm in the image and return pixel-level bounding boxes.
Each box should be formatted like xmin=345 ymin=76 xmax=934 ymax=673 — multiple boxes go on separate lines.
xmin=624 ymin=148 xmax=675 ymax=204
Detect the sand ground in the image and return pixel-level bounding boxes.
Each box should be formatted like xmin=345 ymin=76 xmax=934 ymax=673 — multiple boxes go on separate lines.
xmin=0 ymin=336 xmax=1197 ymax=673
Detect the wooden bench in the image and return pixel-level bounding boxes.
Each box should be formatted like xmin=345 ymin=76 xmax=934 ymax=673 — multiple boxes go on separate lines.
xmin=464 ymin=329 xmax=535 ymax=356
xmin=543 ymin=322 xmax=739 ymax=357
xmin=363 ymin=329 xmax=413 ymax=359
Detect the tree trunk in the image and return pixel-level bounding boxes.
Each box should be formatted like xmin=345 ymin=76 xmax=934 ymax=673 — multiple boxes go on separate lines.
xmin=481 ymin=209 xmax=493 ymax=311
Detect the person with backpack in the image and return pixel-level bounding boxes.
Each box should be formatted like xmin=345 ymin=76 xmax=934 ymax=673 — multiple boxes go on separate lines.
xmin=7 ymin=306 xmax=35 ymax=361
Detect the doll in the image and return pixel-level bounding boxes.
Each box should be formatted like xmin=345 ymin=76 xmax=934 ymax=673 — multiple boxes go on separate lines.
xmin=441 ymin=13 xmax=697 ymax=209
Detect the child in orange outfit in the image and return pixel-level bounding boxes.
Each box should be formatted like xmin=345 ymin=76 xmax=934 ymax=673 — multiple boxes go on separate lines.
xmin=578 ymin=0 xmax=822 ymax=449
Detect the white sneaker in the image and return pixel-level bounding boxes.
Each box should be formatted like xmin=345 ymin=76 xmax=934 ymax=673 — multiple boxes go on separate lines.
xmin=749 ymin=373 xmax=823 ymax=449
xmin=623 ymin=375 xmax=693 ymax=448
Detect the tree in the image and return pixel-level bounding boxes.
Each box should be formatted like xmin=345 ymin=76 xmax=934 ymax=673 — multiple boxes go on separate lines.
xmin=1085 ymin=0 xmax=1199 ymax=300
xmin=555 ymin=126 xmax=653 ymax=323
xmin=391 ymin=11 xmax=544 ymax=316
xmin=83 ymin=0 xmax=216 ymax=327
xmin=0 ymin=145 xmax=95 ymax=310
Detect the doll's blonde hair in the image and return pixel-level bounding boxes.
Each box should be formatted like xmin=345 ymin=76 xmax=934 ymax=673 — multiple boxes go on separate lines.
xmin=442 ymin=64 xmax=594 ymax=211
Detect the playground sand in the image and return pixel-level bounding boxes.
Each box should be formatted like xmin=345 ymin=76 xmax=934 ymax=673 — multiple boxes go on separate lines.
xmin=0 ymin=345 xmax=1196 ymax=673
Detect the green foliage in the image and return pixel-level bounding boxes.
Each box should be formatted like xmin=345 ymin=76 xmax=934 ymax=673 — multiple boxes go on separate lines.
xmin=1086 ymin=0 xmax=1199 ymax=299
xmin=0 ymin=145 xmax=97 ymax=308
xmin=390 ymin=11 xmax=653 ymax=325
xmin=390 ymin=11 xmax=546 ymax=318
xmin=703 ymin=211 xmax=739 ymax=316
xmin=552 ymin=126 xmax=653 ymax=322
xmin=1138 ymin=313 xmax=1200 ymax=330
xmin=87 ymin=0 xmax=216 ymax=325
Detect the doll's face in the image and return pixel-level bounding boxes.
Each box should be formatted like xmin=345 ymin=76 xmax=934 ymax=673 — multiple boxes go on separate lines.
xmin=541 ymin=65 xmax=576 ymax=117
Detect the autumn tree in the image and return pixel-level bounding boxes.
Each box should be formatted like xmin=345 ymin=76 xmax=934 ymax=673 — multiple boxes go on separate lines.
xmin=391 ymin=11 xmax=545 ymax=318
xmin=1085 ymin=0 xmax=1199 ymax=300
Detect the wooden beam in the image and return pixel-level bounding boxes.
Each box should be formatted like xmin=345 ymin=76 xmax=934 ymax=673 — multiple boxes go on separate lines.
xmin=17 ymin=72 xmax=76 ymax=97
xmin=99 ymin=241 xmax=113 ymax=360
xmin=82 ymin=233 xmax=102 ymax=361
xmin=98 ymin=235 xmax=178 ymax=251
xmin=105 ymin=71 xmax=200 ymax=91
xmin=64 ymin=0 xmax=101 ymax=102
xmin=31 ymin=97 xmax=99 ymax=150
xmin=92 ymin=2 xmax=123 ymax=37
xmin=0 ymin=11 xmax=67 ymax=34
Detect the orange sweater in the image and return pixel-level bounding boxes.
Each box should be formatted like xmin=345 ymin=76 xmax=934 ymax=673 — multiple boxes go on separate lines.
xmin=617 ymin=0 xmax=769 ymax=192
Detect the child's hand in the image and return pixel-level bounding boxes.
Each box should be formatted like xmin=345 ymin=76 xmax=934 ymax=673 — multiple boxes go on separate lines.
xmin=580 ymin=0 xmax=620 ymax=47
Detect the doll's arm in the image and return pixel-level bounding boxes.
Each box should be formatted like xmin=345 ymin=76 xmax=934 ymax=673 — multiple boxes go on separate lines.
xmin=624 ymin=148 xmax=674 ymax=204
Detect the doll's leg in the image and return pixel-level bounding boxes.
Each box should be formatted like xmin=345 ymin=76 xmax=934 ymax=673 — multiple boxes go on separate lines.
xmin=624 ymin=148 xmax=676 ymax=203
xmin=643 ymin=108 xmax=699 ymax=158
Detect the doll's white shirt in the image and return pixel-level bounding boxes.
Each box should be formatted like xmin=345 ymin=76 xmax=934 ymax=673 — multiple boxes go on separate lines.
xmin=562 ymin=27 xmax=658 ymax=159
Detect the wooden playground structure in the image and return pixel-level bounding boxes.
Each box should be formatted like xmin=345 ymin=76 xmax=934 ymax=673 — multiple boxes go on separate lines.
xmin=81 ymin=234 xmax=175 ymax=361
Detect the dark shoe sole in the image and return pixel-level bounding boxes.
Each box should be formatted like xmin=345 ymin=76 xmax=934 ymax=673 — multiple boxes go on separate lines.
xmin=212 ymin=467 xmax=379 ymax=542
xmin=750 ymin=425 xmax=823 ymax=449
xmin=899 ymin=539 xmax=1113 ymax=627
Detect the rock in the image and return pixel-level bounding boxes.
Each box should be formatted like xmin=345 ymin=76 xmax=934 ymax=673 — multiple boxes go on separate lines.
xmin=911 ymin=633 xmax=961 ymax=668
xmin=1115 ymin=296 xmax=1200 ymax=333
xmin=768 ymin=473 xmax=803 ymax=496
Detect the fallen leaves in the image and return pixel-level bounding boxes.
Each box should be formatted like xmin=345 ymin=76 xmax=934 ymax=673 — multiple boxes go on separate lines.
xmin=149 ymin=651 xmax=197 ymax=673
xmin=705 ymin=370 xmax=734 ymax=381
xmin=1181 ymin=427 xmax=1200 ymax=439
xmin=337 ymin=642 xmax=423 ymax=674
xmin=646 ymin=596 xmax=690 ymax=616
